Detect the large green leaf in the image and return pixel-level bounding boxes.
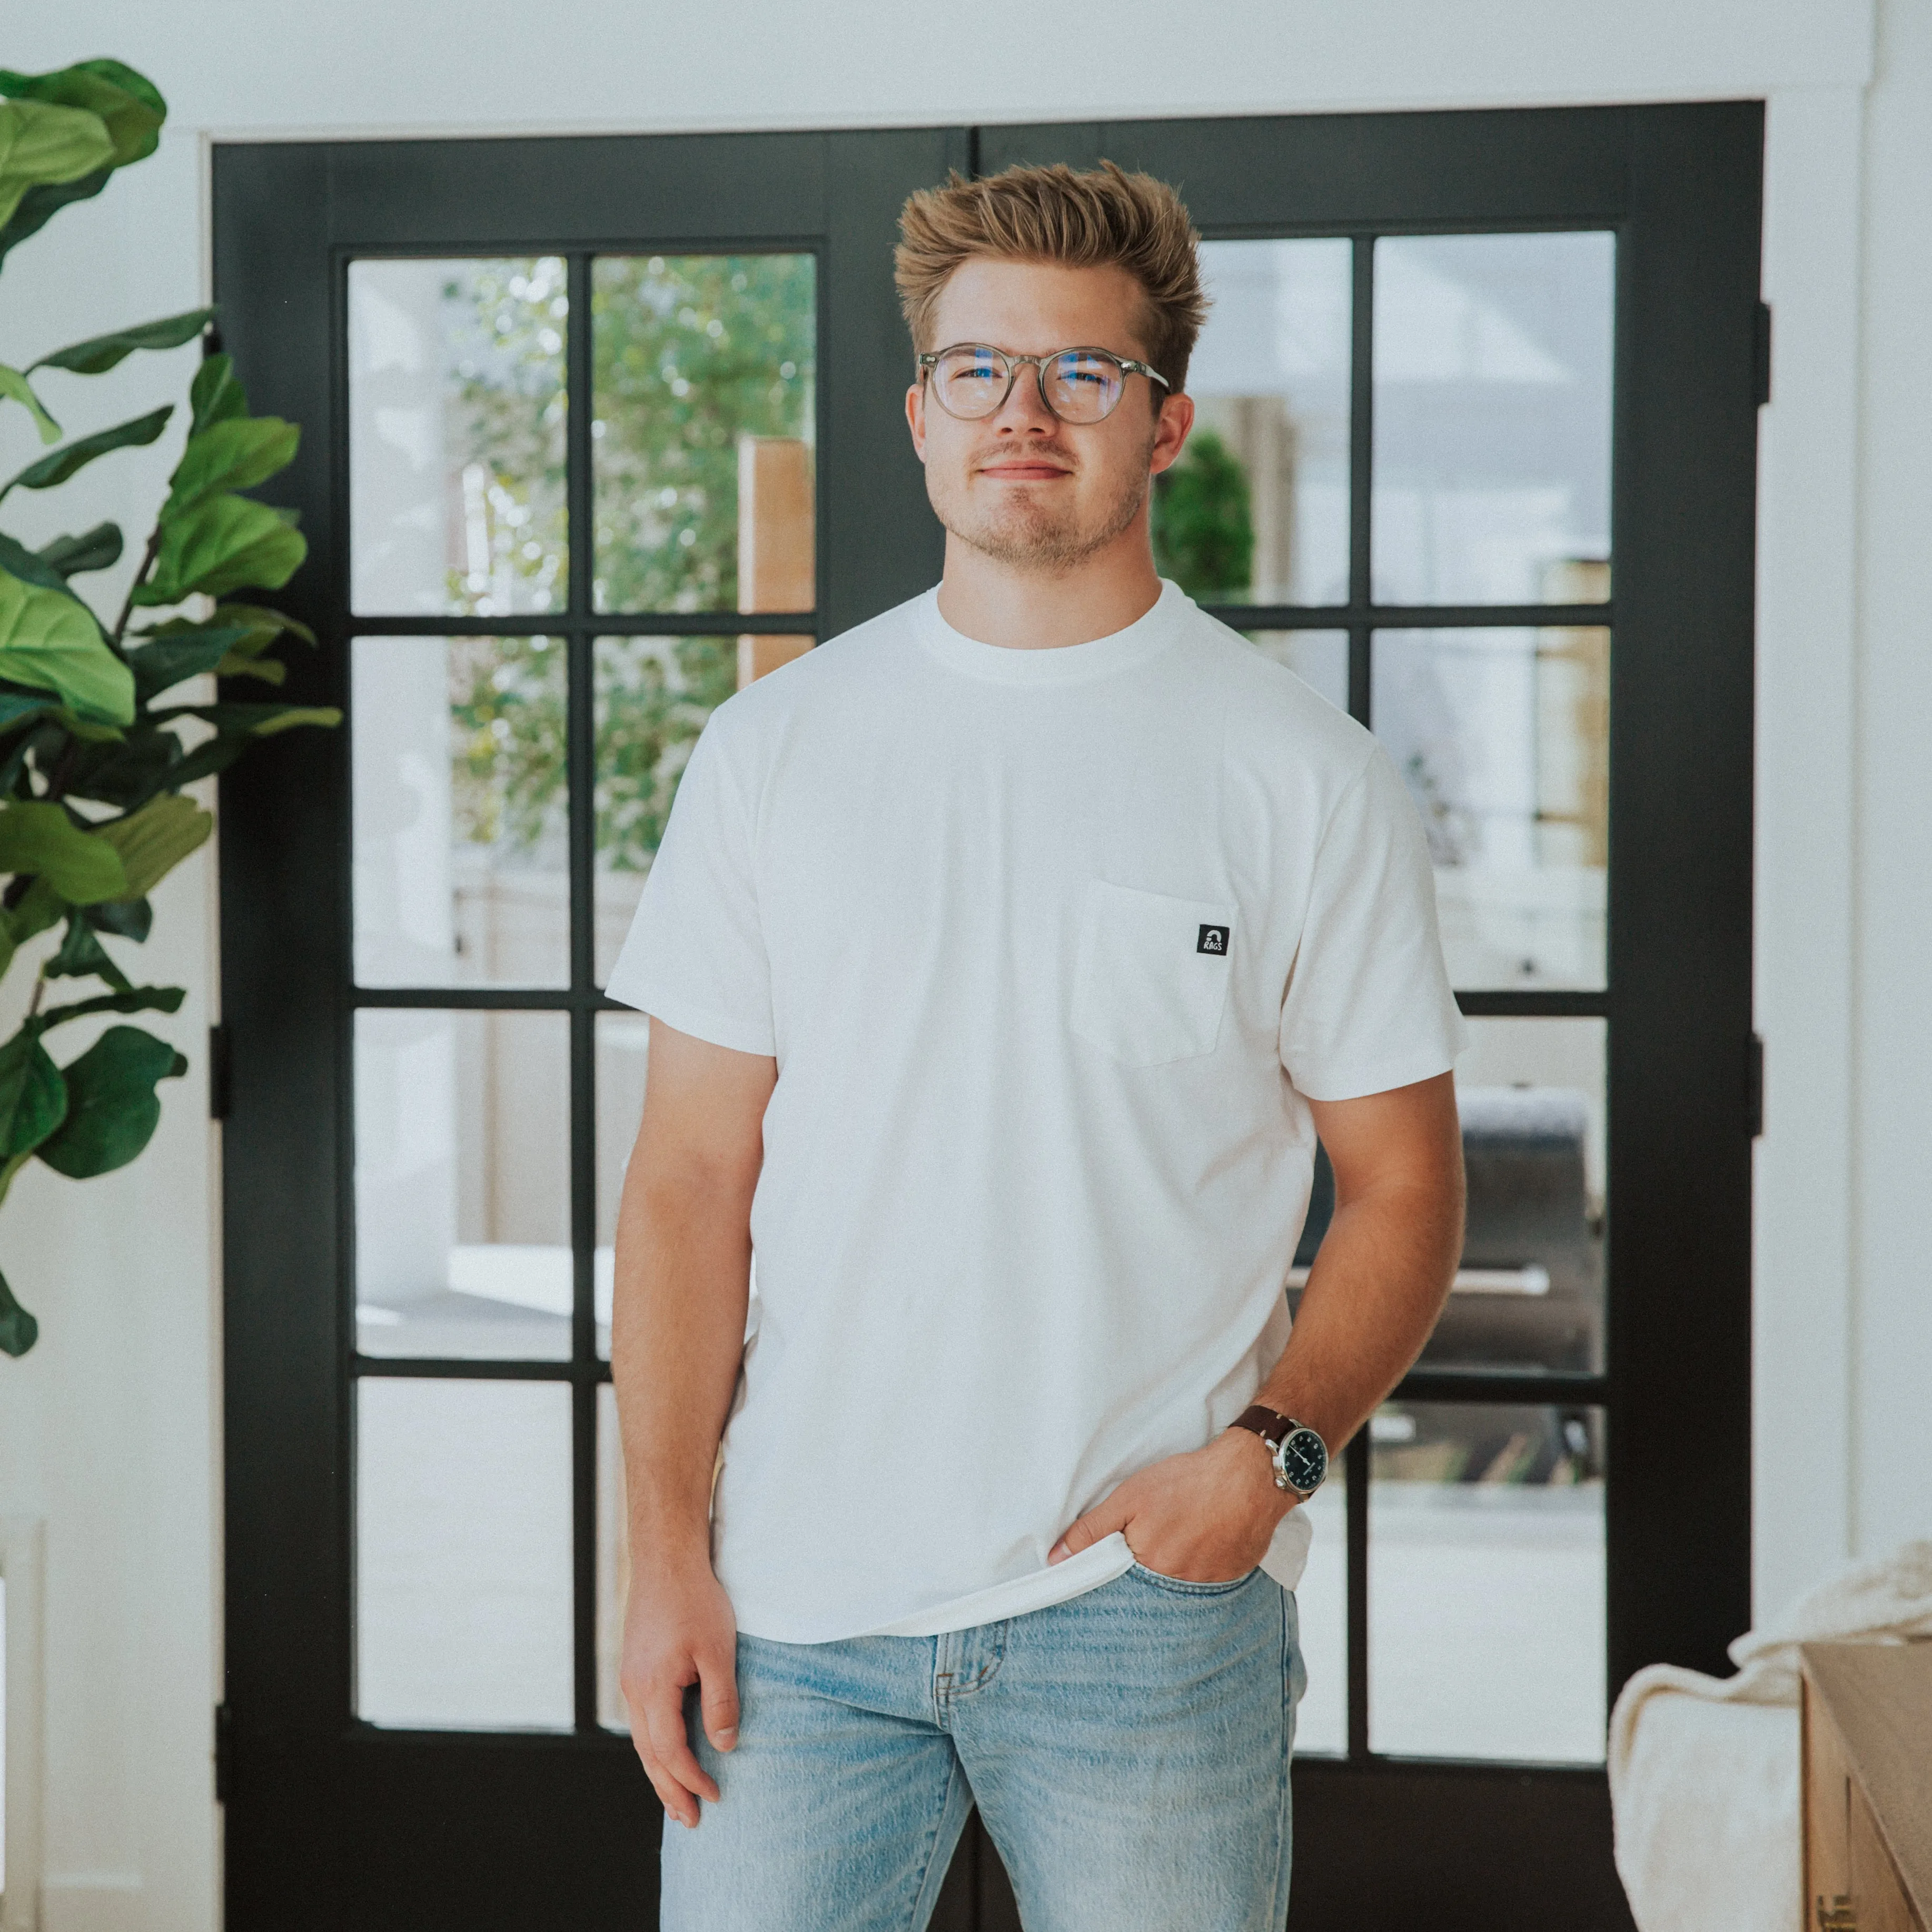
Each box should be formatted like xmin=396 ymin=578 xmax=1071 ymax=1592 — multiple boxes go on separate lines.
xmin=150 ymin=731 xmax=255 ymax=790
xmin=135 ymin=494 xmax=305 ymax=606
xmin=0 ymin=97 xmax=113 ymax=228
xmin=215 ymin=651 xmax=285 ymax=687
xmin=94 ymin=794 xmax=212 ymax=898
xmin=146 ymin=601 xmax=315 ymax=687
xmin=38 ymin=984 xmax=184 ymax=1030
xmin=0 ymin=403 xmax=172 ymax=499
xmin=0 ymin=566 xmax=133 ymax=723
xmin=5 ymin=875 xmax=63 ymax=943
xmin=0 ymin=800 xmax=127 ymax=901
xmin=46 ymin=911 xmax=131 ymax=990
xmin=85 ymin=895 xmax=151 ymax=942
xmin=0 ymin=1265 xmax=36 ymax=1357
xmin=0 ymin=691 xmax=56 ymax=731
xmin=0 ymin=166 xmax=111 ymax=275
xmin=0 ymin=362 xmax=57 ymax=443
xmin=0 ymin=63 xmax=162 ymax=284
xmin=0 ymin=1022 xmax=67 ymax=1156
xmin=35 ymin=1024 xmax=184 ymax=1179
xmin=155 ymin=700 xmax=341 ymax=738
xmin=165 ymin=415 xmax=299 ymax=516
xmin=37 ymin=522 xmax=122 ymax=579
xmin=127 ymin=623 xmax=255 ymax=701
xmin=41 ymin=729 xmax=180 ymax=814
xmin=190 ymin=353 xmax=246 ymax=435
xmin=70 ymin=61 xmax=165 ymax=122
xmin=216 ymin=601 xmax=316 ymax=650
xmin=33 ymin=305 xmax=214 ymax=377
xmin=0 ymin=527 xmax=73 ymax=595
xmin=0 ymin=63 xmax=163 ymax=168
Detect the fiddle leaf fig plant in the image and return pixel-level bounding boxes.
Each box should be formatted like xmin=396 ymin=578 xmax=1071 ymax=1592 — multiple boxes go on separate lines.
xmin=0 ymin=57 xmax=339 ymax=1356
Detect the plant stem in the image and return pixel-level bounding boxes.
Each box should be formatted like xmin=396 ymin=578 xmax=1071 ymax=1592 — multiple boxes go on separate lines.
xmin=27 ymin=969 xmax=45 ymax=1019
xmin=110 ymin=522 xmax=163 ymax=652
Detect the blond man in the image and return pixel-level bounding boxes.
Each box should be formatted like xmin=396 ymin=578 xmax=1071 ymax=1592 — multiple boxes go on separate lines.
xmin=608 ymin=162 xmax=1466 ymax=1931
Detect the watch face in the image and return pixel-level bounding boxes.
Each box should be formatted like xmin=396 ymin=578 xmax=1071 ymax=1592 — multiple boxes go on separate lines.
xmin=1276 ymin=1427 xmax=1328 ymax=1494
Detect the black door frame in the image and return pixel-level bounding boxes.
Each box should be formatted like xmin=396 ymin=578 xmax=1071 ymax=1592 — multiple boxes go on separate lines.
xmin=216 ymin=103 xmax=1760 ymax=1932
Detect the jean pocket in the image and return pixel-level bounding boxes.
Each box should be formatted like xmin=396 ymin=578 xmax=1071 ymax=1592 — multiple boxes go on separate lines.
xmin=1071 ymin=880 xmax=1236 ymax=1068
xmin=1128 ymin=1561 xmax=1261 ymax=1597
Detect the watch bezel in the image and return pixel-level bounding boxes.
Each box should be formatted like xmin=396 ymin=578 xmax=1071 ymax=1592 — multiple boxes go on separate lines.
xmin=1272 ymin=1423 xmax=1329 ymax=1497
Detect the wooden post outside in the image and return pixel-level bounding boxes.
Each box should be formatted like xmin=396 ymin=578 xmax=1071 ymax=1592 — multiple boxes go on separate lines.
xmin=737 ymin=436 xmax=815 ymax=687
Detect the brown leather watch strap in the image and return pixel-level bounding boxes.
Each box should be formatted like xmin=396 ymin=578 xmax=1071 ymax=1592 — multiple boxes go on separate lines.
xmin=1230 ymin=1403 xmax=1293 ymax=1450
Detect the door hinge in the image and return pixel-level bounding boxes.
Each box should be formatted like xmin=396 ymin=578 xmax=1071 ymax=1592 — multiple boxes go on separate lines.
xmin=1754 ymin=301 xmax=1773 ymax=408
xmin=209 ymin=1023 xmax=231 ymax=1122
xmin=1747 ymin=1033 xmax=1765 ymax=1139
xmin=214 ymin=1701 xmax=233 ymax=1804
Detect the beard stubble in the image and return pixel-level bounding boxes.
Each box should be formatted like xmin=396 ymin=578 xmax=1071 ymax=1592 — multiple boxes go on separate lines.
xmin=929 ymin=431 xmax=1158 ymax=574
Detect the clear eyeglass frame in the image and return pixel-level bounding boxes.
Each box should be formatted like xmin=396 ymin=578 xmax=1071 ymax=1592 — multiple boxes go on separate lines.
xmin=918 ymin=342 xmax=1172 ymax=424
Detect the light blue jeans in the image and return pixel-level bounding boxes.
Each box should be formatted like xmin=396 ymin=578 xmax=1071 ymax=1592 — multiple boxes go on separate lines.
xmin=660 ymin=1564 xmax=1305 ymax=1931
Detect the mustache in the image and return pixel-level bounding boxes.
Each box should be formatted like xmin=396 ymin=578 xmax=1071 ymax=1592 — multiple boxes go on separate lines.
xmin=969 ymin=438 xmax=1077 ymax=470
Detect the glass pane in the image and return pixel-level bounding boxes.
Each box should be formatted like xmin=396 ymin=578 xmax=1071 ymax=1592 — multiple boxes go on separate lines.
xmin=598 ymin=1381 xmax=630 ymax=1730
xmin=349 ymin=257 xmax=567 ymax=618
xmin=353 ymin=636 xmax=570 ymax=989
xmin=592 ymin=635 xmax=743 ymax=985
xmin=1245 ymin=630 xmax=1349 ymax=715
xmin=356 ymin=1378 xmax=574 ymax=1729
xmin=355 ymin=1008 xmax=572 ymax=1360
xmin=1289 ymin=1469 xmax=1346 ymax=1757
xmin=595 ymin=1010 xmax=653 ymax=1357
xmin=1170 ymin=240 xmax=1352 ymax=606
xmin=1373 ymin=626 xmax=1608 ymax=990
xmin=592 ymin=254 xmax=816 ymax=615
xmin=1369 ymin=1401 xmax=1606 ymax=1762
xmin=1372 ymin=232 xmax=1613 ymax=607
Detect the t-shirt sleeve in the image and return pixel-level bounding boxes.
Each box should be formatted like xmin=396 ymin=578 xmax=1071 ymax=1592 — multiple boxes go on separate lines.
xmin=603 ymin=719 xmax=776 ymax=1057
xmin=1278 ymin=745 xmax=1468 ymax=1102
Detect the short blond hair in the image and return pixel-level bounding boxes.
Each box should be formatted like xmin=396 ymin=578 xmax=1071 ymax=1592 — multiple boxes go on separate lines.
xmin=895 ymin=161 xmax=1208 ymax=395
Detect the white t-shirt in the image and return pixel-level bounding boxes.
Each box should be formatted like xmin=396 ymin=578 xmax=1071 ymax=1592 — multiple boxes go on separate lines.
xmin=607 ymin=580 xmax=1465 ymax=1643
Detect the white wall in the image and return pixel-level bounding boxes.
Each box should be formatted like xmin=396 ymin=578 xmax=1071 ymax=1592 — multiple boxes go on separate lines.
xmin=3 ymin=0 xmax=1926 ymax=1924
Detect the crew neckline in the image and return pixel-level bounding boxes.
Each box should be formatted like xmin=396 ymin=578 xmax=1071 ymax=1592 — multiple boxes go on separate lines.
xmin=915 ymin=579 xmax=1188 ymax=686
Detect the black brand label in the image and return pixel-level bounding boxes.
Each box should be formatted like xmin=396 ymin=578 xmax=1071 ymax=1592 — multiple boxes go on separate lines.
xmin=1197 ymin=924 xmax=1230 ymax=956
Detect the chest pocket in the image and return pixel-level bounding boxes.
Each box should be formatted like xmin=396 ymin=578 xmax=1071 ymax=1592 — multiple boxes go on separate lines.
xmin=1071 ymin=880 xmax=1237 ymax=1068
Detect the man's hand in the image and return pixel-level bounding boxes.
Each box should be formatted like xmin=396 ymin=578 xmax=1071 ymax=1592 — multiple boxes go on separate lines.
xmin=1048 ymin=1426 xmax=1292 ymax=1581
xmin=619 ymin=1552 xmax=741 ymax=1828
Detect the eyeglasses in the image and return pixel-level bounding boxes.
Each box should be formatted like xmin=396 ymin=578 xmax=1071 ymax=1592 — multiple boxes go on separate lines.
xmin=917 ymin=342 xmax=1172 ymax=425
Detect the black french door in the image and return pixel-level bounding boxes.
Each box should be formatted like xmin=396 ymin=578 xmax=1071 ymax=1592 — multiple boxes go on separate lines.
xmin=217 ymin=104 xmax=1760 ymax=1932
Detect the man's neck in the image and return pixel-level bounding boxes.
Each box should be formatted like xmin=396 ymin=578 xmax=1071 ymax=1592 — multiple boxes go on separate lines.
xmin=935 ymin=526 xmax=1164 ymax=650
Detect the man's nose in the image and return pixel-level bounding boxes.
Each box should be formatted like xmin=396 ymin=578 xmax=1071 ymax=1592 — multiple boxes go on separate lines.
xmin=989 ymin=360 xmax=1057 ymax=435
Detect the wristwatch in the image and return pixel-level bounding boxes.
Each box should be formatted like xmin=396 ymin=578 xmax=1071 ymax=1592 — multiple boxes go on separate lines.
xmin=1230 ymin=1404 xmax=1330 ymax=1498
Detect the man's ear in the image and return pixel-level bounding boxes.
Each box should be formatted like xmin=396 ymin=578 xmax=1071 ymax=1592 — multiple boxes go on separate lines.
xmin=905 ymin=382 xmax=928 ymax=463
xmin=1147 ymin=391 xmax=1195 ymax=478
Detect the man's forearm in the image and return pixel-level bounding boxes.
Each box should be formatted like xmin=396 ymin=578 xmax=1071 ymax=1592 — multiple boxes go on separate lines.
xmin=609 ymin=1164 xmax=755 ymax=1565
xmin=1252 ymin=1169 xmax=1463 ymax=1458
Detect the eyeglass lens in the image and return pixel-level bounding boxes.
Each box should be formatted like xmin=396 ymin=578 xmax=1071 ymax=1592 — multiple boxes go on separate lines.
xmin=930 ymin=346 xmax=1127 ymax=423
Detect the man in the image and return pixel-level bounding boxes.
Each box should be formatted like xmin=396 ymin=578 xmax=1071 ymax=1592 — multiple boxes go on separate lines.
xmin=608 ymin=161 xmax=1467 ymax=1931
